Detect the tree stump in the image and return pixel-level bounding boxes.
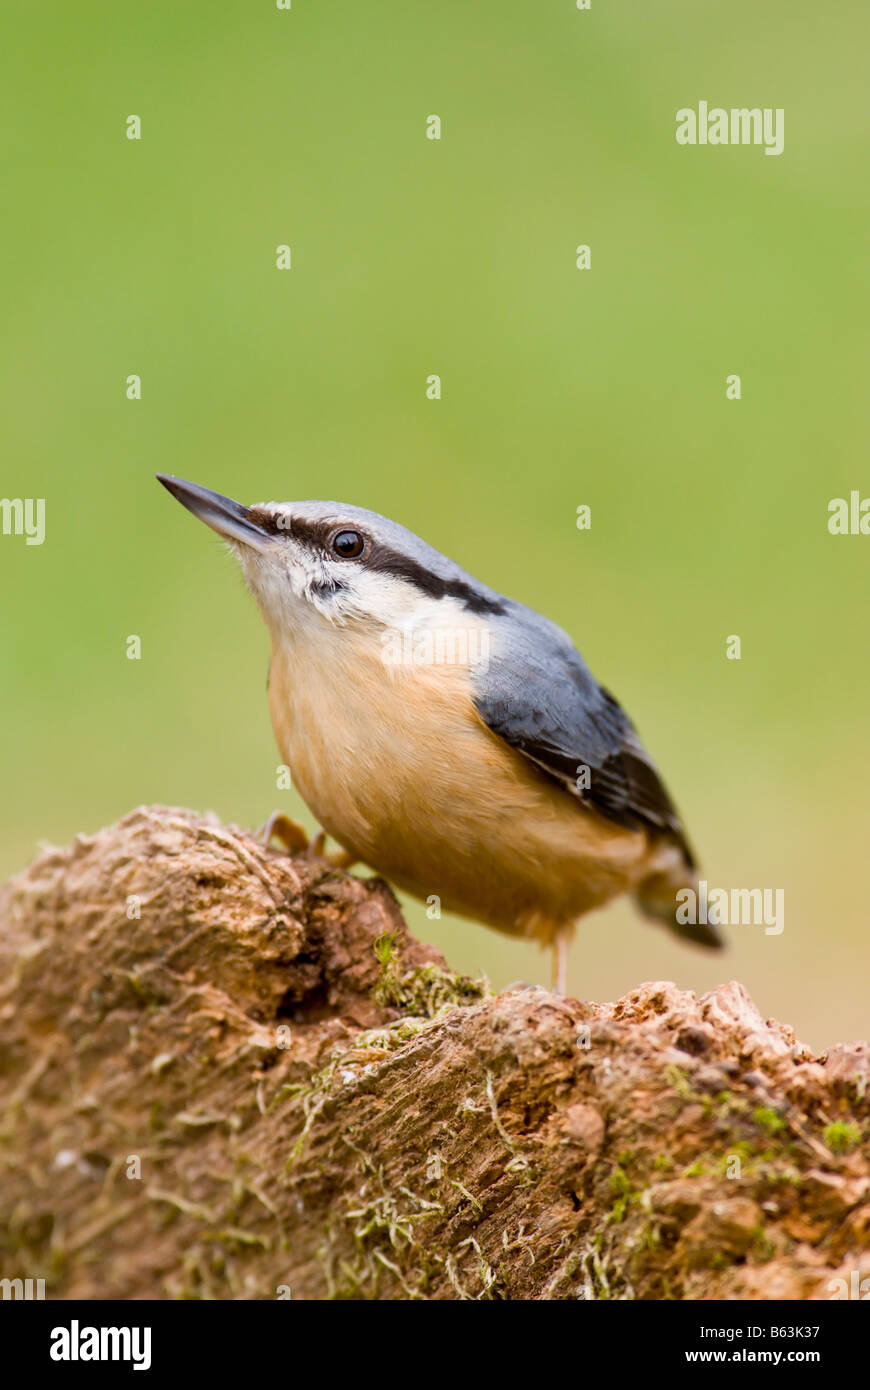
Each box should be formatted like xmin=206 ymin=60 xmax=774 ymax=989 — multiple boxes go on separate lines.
xmin=1 ymin=806 xmax=868 ymax=1300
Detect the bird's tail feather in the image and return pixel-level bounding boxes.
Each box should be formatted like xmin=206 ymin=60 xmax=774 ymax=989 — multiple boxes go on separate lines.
xmin=635 ymin=866 xmax=724 ymax=950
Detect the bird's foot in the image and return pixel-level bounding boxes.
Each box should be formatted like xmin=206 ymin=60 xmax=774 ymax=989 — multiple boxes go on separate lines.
xmin=308 ymin=829 xmax=357 ymax=870
xmin=257 ymin=811 xmax=310 ymax=855
xmin=258 ymin=813 xmax=357 ymax=869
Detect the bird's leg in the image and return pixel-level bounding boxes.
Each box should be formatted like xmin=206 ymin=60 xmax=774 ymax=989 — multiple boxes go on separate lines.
xmin=551 ymin=929 xmax=571 ymax=996
xmin=257 ymin=811 xmax=310 ymax=854
xmin=309 ymin=830 xmax=357 ymax=870
xmin=258 ymin=814 xmax=357 ymax=869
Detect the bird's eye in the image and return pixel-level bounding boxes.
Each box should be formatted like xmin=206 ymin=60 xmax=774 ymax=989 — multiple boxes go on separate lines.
xmin=331 ymin=529 xmax=366 ymax=560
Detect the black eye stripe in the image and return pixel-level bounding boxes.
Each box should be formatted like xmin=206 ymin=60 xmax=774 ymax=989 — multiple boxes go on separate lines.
xmin=363 ymin=547 xmax=506 ymax=614
xmin=249 ymin=508 xmax=506 ymax=616
xmin=248 ymin=512 xmax=363 ymax=553
xmin=245 ymin=506 xmax=286 ymax=536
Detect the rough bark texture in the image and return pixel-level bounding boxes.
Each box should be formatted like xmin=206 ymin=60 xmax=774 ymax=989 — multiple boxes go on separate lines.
xmin=0 ymin=805 xmax=868 ymax=1301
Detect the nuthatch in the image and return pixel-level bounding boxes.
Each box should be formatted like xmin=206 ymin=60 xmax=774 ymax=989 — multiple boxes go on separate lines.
xmin=157 ymin=474 xmax=722 ymax=992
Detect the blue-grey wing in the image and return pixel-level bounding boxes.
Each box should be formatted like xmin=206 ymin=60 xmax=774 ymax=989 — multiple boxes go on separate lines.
xmin=472 ymin=607 xmax=695 ymax=868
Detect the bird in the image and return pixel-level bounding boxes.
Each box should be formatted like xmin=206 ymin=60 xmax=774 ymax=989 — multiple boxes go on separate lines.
xmin=156 ymin=474 xmax=722 ymax=993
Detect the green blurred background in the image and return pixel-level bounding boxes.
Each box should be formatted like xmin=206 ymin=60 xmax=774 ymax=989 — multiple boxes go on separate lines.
xmin=2 ymin=1 xmax=868 ymax=1050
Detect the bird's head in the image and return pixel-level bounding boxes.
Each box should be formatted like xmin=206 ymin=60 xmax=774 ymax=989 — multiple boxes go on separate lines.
xmin=157 ymin=475 xmax=505 ymax=652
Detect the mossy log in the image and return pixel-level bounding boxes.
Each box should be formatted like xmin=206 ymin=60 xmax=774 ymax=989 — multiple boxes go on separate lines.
xmin=1 ymin=806 xmax=868 ymax=1300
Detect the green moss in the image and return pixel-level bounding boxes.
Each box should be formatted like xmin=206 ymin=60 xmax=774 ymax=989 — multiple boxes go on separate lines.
xmin=576 ymin=1234 xmax=619 ymax=1300
xmin=207 ymin=1227 xmax=271 ymax=1250
xmin=682 ymin=1160 xmax=708 ymax=1178
xmin=823 ymin=1120 xmax=861 ymax=1154
xmin=664 ymin=1064 xmax=693 ymax=1099
xmin=373 ymin=958 xmax=488 ymax=1019
xmin=608 ymin=1165 xmax=641 ymax=1222
xmin=281 ymin=961 xmax=487 ymax=1173
xmin=345 ymin=1017 xmax=432 ymax=1054
xmin=753 ymin=1106 xmax=787 ymax=1137
xmin=639 ymin=1222 xmax=662 ymax=1252
xmin=373 ymin=931 xmax=399 ymax=971
xmin=321 ymin=1162 xmax=499 ymax=1300
xmin=610 ymin=1166 xmax=632 ymax=1197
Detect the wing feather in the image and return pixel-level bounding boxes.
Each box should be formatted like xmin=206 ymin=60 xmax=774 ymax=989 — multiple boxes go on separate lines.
xmin=472 ymin=608 xmax=695 ymax=869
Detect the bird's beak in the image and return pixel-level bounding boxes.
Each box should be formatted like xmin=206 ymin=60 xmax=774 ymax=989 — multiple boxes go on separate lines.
xmin=156 ymin=474 xmax=272 ymax=552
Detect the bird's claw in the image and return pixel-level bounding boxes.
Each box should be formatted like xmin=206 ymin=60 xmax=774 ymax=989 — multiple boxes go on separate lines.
xmin=257 ymin=812 xmax=356 ymax=870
